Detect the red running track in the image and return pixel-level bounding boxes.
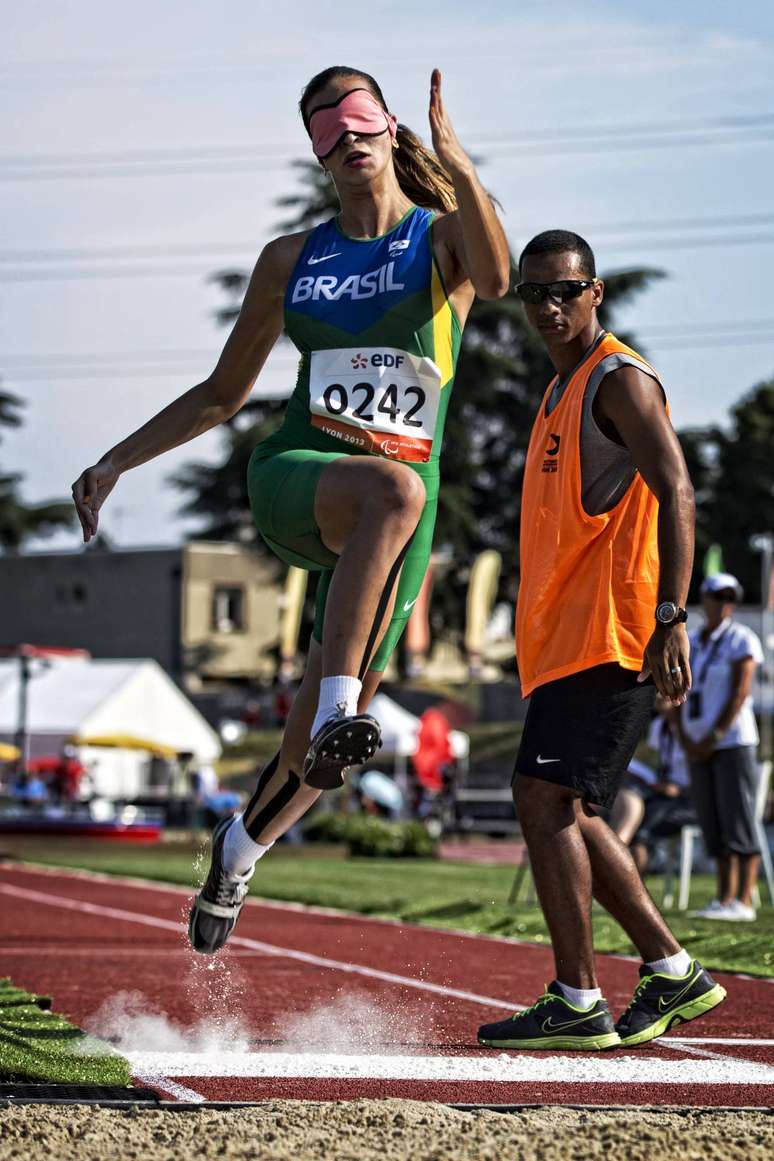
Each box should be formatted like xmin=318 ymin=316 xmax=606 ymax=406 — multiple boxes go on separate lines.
xmin=1 ymin=863 xmax=772 ymax=1107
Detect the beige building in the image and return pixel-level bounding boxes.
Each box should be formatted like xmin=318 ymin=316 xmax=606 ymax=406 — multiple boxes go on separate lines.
xmin=181 ymin=543 xmax=284 ymax=686
xmin=0 ymin=542 xmax=284 ymax=687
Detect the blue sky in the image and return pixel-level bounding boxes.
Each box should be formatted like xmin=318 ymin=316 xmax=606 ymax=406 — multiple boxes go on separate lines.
xmin=2 ymin=1 xmax=772 ymax=548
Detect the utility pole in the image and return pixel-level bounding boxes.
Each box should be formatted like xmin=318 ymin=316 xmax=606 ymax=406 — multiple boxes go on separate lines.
xmin=751 ymin=533 xmax=774 ymax=764
xmin=13 ymin=651 xmax=32 ymax=774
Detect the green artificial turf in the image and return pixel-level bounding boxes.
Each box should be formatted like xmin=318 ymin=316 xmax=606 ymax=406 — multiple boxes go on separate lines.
xmin=0 ymin=977 xmax=131 ymax=1085
xmin=5 ymin=836 xmax=773 ymax=978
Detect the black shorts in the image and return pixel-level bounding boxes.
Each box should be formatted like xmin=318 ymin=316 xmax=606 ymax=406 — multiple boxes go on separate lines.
xmin=513 ymin=663 xmax=655 ymax=809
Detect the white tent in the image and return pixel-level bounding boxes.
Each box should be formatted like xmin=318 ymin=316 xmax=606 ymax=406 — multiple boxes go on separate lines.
xmin=0 ymin=656 xmax=220 ymax=799
xmin=368 ymin=692 xmax=469 ymax=772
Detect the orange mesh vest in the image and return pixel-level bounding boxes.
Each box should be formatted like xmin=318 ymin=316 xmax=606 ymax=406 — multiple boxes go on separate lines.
xmin=516 ymin=332 xmax=663 ymax=698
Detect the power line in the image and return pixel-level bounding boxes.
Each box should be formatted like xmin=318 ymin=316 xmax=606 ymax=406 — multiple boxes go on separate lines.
xmin=639 ymin=320 xmax=774 ymax=338
xmin=0 ymin=349 xmax=298 ymax=365
xmin=1 ymin=116 xmax=773 ymax=182
xmin=473 ymin=113 xmax=774 ymax=143
xmin=578 ymin=212 xmax=774 ymax=236
xmin=3 ymin=335 xmax=772 ymax=382
xmin=600 ymin=233 xmax=774 ymax=254
xmin=4 ymin=113 xmax=772 ymax=167
xmin=0 ymin=264 xmax=240 ymax=281
xmin=0 ymin=242 xmax=261 ymax=262
xmin=4 ymin=323 xmax=772 ymax=367
xmin=3 ymin=231 xmax=774 ymax=283
xmin=4 ymin=213 xmax=774 ymax=265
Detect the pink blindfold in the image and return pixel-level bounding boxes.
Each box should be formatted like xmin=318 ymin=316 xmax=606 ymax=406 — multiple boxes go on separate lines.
xmin=309 ymin=89 xmax=397 ymax=159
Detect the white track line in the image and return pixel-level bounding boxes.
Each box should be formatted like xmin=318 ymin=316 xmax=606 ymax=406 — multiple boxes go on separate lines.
xmin=136 ymin=1074 xmax=206 ymax=1103
xmin=9 ymin=862 xmax=774 ymax=985
xmin=659 ymin=1041 xmax=743 ymax=1063
xmin=670 ymin=1037 xmax=774 ymax=1046
xmin=2 ymin=878 xmax=772 ymax=1059
xmin=0 ymin=881 xmax=524 ymax=1012
xmin=125 ymin=1050 xmax=774 ymax=1085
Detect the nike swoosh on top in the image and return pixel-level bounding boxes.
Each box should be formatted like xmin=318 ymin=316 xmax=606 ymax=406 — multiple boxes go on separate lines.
xmin=536 ymin=755 xmax=561 ymax=765
xmin=403 ymin=598 xmax=418 ymax=613
xmin=542 ymin=1013 xmax=598 ymax=1033
xmin=307 ymin=253 xmax=342 ymax=265
xmin=657 ymin=972 xmax=701 ymax=1012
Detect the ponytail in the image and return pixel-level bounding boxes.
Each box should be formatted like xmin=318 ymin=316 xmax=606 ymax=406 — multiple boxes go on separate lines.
xmin=300 ymin=65 xmax=458 ymax=215
xmin=392 ymin=123 xmax=457 ymax=214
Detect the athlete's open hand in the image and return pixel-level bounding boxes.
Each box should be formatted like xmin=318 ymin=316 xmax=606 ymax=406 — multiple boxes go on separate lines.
xmin=71 ymin=458 xmax=120 ymax=543
xmin=428 ymin=69 xmax=472 ymax=178
xmin=638 ymin=623 xmax=692 ymax=707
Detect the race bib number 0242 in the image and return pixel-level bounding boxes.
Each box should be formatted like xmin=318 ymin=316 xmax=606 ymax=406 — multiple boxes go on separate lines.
xmin=309 ymin=347 xmax=442 ymax=462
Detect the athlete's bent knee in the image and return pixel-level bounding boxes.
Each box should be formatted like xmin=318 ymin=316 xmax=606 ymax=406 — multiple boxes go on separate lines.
xmin=367 ymin=464 xmax=425 ymax=526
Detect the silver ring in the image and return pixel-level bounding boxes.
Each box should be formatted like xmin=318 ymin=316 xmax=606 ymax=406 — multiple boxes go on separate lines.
xmin=669 ymin=667 xmax=680 ymax=674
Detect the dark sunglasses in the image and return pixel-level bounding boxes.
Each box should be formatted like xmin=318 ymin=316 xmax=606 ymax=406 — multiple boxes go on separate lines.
xmin=515 ymin=279 xmax=597 ymax=305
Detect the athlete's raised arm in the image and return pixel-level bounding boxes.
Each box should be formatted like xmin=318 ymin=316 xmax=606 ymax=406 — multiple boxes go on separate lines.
xmin=428 ymin=68 xmax=510 ymax=301
xmin=71 ymin=233 xmax=306 ymax=543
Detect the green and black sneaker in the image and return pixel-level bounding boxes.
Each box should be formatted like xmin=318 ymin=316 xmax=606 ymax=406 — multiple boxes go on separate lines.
xmin=478 ymin=983 xmax=621 ymax=1051
xmin=615 ymin=959 xmax=727 ymax=1047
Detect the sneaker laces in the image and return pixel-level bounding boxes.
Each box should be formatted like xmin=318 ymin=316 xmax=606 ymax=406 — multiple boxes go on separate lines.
xmin=621 ymin=973 xmax=655 ymax=1016
xmin=511 ymin=991 xmax=553 ymax=1021
xmin=211 ymin=865 xmax=252 ymax=908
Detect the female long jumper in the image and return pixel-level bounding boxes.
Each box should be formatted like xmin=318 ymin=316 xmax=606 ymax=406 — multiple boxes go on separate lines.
xmin=72 ymin=67 xmax=510 ymax=954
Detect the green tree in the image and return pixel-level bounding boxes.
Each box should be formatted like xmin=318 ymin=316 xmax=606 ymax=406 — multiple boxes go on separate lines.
xmin=172 ymin=163 xmax=662 ymax=641
xmin=0 ymin=388 xmax=74 ymax=551
xmin=679 ymin=381 xmax=774 ymax=602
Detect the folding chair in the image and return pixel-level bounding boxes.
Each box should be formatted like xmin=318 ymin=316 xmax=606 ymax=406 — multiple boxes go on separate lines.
xmin=508 ymin=846 xmax=537 ymax=905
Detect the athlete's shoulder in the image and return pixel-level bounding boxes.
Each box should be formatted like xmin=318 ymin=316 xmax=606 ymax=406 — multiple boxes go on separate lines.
xmin=602 ymin=335 xmax=662 ymax=378
xmin=260 ymin=231 xmax=313 ymax=282
xmin=599 ymin=358 xmax=666 ymax=408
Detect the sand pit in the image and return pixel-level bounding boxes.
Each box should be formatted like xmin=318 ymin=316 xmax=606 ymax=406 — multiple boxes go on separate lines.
xmin=1 ymin=1101 xmax=772 ymax=1161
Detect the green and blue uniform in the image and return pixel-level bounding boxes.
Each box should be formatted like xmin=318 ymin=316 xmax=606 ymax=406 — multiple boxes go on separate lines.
xmin=248 ymin=205 xmax=462 ymax=670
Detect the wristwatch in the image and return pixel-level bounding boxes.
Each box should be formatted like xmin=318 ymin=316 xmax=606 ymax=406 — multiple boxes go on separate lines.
xmin=655 ymin=601 xmax=688 ymax=626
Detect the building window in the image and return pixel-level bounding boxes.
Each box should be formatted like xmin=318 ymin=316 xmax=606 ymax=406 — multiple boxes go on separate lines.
xmin=212 ymin=586 xmax=245 ymax=633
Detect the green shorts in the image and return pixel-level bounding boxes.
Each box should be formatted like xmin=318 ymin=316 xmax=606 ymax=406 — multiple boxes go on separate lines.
xmin=247 ymin=443 xmax=438 ymax=672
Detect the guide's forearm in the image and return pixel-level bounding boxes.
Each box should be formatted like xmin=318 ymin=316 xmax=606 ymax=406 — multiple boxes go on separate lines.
xmin=450 ymin=165 xmax=511 ymax=299
xmin=656 ymin=485 xmax=695 ymax=605
xmin=105 ymin=378 xmax=228 ymax=473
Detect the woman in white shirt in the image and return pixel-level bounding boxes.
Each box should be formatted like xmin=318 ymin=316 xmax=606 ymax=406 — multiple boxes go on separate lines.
xmin=679 ymin=573 xmax=763 ymax=920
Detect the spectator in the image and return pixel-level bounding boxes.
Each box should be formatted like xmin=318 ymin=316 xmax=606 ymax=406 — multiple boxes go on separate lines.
xmin=10 ymin=771 xmax=49 ymax=806
xmin=356 ymin=770 xmax=404 ymax=820
xmin=411 ymin=708 xmax=456 ymax=820
xmin=629 ymin=699 xmax=696 ymax=874
xmin=679 ymin=573 xmax=764 ymax=921
xmin=609 ymin=755 xmax=659 ymax=847
xmin=52 ymin=745 xmax=86 ymax=803
xmin=611 ymin=698 xmax=694 ymax=863
xmin=190 ymin=760 xmax=240 ymax=828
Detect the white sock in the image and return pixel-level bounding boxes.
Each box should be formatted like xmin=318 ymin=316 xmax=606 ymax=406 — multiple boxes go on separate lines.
xmin=310 ymin=675 xmax=362 ymax=739
xmin=646 ymin=948 xmax=692 ymax=977
xmin=222 ymin=814 xmax=274 ymax=877
xmin=556 ymin=982 xmax=602 ymax=1009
